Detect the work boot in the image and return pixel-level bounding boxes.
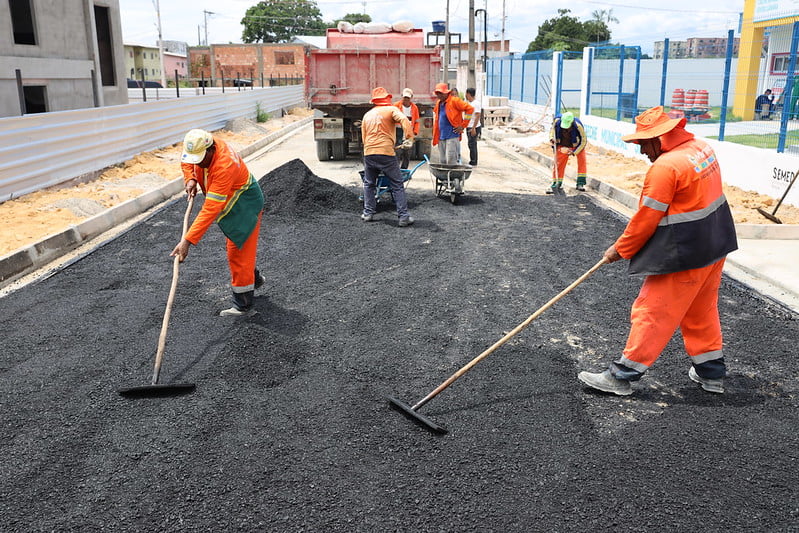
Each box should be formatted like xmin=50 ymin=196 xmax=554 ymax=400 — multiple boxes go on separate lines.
xmin=361 ymin=213 xmax=374 ymax=222
xmin=578 ymin=369 xmax=633 ymax=396
xmin=576 ymin=176 xmax=587 ymax=192
xmin=546 ymin=181 xmax=563 ymax=194
xmin=398 ymin=216 xmax=415 ymax=227
xmin=220 ymin=290 xmax=254 ymax=317
xmin=254 ymin=269 xmax=265 ymax=290
xmin=689 ymin=366 xmax=724 ymax=394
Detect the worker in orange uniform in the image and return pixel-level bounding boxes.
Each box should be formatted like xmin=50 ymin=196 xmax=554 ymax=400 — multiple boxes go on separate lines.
xmin=394 ymin=88 xmax=420 ymax=169
xmin=171 ymin=129 xmax=265 ymax=316
xmin=548 ymin=111 xmax=588 ymax=194
xmin=432 ymin=82 xmax=473 ymax=169
xmin=361 ymin=87 xmax=415 ymax=226
xmin=578 ymin=106 xmax=738 ymax=395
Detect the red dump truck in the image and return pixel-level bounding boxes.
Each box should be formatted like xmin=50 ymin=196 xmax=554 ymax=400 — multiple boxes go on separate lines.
xmin=305 ymin=28 xmax=442 ymax=161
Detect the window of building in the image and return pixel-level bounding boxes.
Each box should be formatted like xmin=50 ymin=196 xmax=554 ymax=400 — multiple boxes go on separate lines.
xmin=771 ymin=53 xmax=792 ymax=74
xmin=94 ymin=5 xmax=116 ymax=86
xmin=275 ymin=51 xmax=295 ymax=65
xmin=23 ymin=85 xmax=47 ymax=113
xmin=9 ymin=0 xmax=37 ymax=45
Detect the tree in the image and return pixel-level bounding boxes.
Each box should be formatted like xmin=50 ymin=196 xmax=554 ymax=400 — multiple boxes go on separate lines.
xmin=335 ymin=13 xmax=371 ymax=25
xmin=588 ymin=9 xmax=618 ymax=45
xmin=526 ymin=9 xmax=589 ymax=53
xmin=241 ymin=0 xmax=327 ymax=43
xmin=526 ymin=8 xmax=618 ymax=53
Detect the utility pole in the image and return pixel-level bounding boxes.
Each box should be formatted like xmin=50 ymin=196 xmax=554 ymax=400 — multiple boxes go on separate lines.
xmin=155 ymin=0 xmax=166 ymax=88
xmin=443 ymin=0 xmax=450 ymax=84
xmin=468 ymin=0 xmax=475 ymax=89
xmin=501 ymin=0 xmax=506 ymax=52
xmin=203 ymin=10 xmax=215 ymax=46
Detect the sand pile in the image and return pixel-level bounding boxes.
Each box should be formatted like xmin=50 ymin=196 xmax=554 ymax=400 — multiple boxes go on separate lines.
xmin=260 ymin=158 xmax=358 ymax=216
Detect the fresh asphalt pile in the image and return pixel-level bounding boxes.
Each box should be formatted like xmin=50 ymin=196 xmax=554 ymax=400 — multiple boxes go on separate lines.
xmin=1 ymin=158 xmax=797 ymax=531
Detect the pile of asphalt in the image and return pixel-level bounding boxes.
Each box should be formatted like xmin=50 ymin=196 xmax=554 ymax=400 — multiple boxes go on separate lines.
xmin=0 ymin=160 xmax=796 ymax=531
xmin=262 ymin=158 xmax=358 ymax=216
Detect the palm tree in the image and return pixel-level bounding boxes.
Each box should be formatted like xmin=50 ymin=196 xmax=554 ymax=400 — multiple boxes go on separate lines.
xmin=590 ymin=9 xmax=619 ymax=44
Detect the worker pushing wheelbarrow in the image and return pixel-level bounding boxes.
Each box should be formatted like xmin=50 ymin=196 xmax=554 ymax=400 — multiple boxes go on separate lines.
xmin=424 ymin=154 xmax=473 ymax=204
xmin=358 ymin=157 xmax=427 ymax=204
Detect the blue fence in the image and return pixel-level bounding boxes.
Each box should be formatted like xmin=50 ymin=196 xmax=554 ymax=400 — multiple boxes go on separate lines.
xmin=486 ymin=22 xmax=799 ymax=154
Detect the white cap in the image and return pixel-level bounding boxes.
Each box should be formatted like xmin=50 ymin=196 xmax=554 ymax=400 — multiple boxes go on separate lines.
xmin=402 ymin=88 xmax=413 ymax=98
xmin=182 ymin=129 xmax=214 ymax=164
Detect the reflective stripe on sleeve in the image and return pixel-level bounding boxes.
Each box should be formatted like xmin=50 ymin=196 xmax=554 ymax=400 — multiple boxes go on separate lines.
xmin=206 ymin=192 xmax=227 ymax=202
xmin=642 ymin=196 xmax=669 ymax=212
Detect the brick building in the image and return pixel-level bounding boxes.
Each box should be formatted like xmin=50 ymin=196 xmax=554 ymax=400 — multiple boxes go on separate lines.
xmin=188 ymin=43 xmax=307 ymax=87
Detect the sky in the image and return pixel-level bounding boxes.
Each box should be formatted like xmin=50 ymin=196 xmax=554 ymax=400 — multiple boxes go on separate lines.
xmin=118 ymin=0 xmax=745 ymax=55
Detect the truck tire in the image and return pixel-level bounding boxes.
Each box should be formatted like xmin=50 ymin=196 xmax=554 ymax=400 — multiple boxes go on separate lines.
xmin=316 ymin=140 xmax=331 ymax=161
xmin=331 ymin=139 xmax=348 ymax=160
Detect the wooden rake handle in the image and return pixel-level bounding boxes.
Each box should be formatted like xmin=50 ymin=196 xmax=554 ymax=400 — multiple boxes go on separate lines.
xmin=412 ymin=257 xmax=609 ymax=411
xmin=151 ymin=195 xmax=195 ymax=385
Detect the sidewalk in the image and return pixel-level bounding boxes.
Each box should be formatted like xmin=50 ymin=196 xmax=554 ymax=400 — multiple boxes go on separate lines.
xmin=489 ymin=132 xmax=799 ymax=315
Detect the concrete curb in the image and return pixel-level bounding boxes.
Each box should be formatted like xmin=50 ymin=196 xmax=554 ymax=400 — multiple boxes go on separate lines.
xmin=493 ymin=133 xmax=799 ymax=240
xmin=0 ymin=117 xmax=312 ymax=288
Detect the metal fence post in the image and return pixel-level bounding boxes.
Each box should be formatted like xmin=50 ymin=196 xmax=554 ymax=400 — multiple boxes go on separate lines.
xmin=90 ymin=69 xmax=99 ymax=107
xmin=15 ymin=69 xmax=25 ymax=115
xmin=140 ymin=69 xmax=146 ymax=102
xmin=175 ymin=70 xmax=180 ymax=98
xmin=777 ymin=22 xmax=799 ymax=153
xmin=520 ymin=58 xmax=526 ymax=103
xmin=201 ymin=72 xmax=205 ymax=95
xmin=719 ymin=29 xmax=736 ymax=142
xmin=616 ymin=45 xmax=625 ymax=121
xmin=660 ymin=38 xmax=669 ymax=107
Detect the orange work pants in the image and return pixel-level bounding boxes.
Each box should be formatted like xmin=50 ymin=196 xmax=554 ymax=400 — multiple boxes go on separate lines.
xmin=555 ymin=149 xmax=587 ymax=182
xmin=226 ymin=211 xmax=262 ymax=293
xmin=616 ymin=258 xmax=726 ymax=375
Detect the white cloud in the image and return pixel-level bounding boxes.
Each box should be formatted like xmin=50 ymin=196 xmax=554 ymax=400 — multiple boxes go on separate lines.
xmin=119 ymin=0 xmax=744 ymax=55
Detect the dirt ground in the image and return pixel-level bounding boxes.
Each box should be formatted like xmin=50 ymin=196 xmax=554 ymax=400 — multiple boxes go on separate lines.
xmin=0 ymin=156 xmax=796 ymax=531
xmin=527 ymin=141 xmax=799 ymax=225
xmin=0 ymin=109 xmax=311 ymax=257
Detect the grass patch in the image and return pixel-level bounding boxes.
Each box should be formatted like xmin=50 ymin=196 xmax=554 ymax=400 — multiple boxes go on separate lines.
xmin=706 ymin=132 xmax=799 ymax=149
xmin=256 ymin=103 xmax=271 ymax=123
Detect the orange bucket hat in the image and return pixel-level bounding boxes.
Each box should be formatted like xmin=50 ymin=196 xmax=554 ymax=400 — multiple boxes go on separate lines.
xmin=370 ymin=86 xmax=392 ymax=103
xmin=621 ymin=106 xmax=686 ymax=143
xmin=433 ymin=82 xmax=450 ymax=95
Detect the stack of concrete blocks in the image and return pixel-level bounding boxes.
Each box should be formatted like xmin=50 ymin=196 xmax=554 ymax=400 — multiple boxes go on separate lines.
xmin=482 ymin=96 xmax=512 ymax=126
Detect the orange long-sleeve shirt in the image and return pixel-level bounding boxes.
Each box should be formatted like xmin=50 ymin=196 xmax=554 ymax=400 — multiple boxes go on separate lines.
xmin=615 ymin=132 xmax=737 ymax=275
xmin=180 ymin=138 xmax=252 ymax=245
xmin=432 ymin=95 xmax=473 ymax=146
xmin=361 ymin=104 xmax=413 ymax=156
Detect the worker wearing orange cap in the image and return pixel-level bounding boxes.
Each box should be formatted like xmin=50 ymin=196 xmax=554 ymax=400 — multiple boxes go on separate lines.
xmin=172 ymin=129 xmax=265 ymax=316
xmin=394 ymin=88 xmax=420 ymax=169
xmin=578 ymin=106 xmax=737 ymax=395
xmin=432 ymin=82 xmax=473 ymax=168
xmin=361 ymin=87 xmax=415 ymax=226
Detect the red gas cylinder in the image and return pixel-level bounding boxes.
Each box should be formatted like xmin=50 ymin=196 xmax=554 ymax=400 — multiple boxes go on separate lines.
xmin=694 ymin=89 xmax=709 ymax=109
xmin=671 ymin=88 xmax=685 ymax=109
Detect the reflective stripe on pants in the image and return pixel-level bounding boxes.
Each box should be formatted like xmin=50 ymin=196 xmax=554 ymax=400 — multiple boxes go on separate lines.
xmin=618 ymin=258 xmax=726 ymax=373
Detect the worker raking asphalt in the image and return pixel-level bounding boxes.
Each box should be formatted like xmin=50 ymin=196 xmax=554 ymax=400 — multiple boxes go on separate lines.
xmin=0 ymin=159 xmax=797 ymax=531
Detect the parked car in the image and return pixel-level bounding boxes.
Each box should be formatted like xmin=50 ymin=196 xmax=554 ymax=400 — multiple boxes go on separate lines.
xmin=126 ymin=79 xmax=163 ymax=88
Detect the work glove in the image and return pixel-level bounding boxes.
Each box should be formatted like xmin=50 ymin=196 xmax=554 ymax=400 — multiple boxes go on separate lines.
xmin=400 ymin=138 xmax=414 ymax=150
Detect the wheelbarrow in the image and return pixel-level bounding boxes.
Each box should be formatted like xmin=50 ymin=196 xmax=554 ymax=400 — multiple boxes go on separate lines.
xmin=359 ymin=158 xmax=427 ymax=204
xmin=424 ymin=155 xmax=473 ymax=204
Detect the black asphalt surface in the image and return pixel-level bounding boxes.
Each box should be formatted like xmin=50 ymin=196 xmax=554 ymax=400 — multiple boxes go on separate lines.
xmin=1 ymin=159 xmax=797 ymax=532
